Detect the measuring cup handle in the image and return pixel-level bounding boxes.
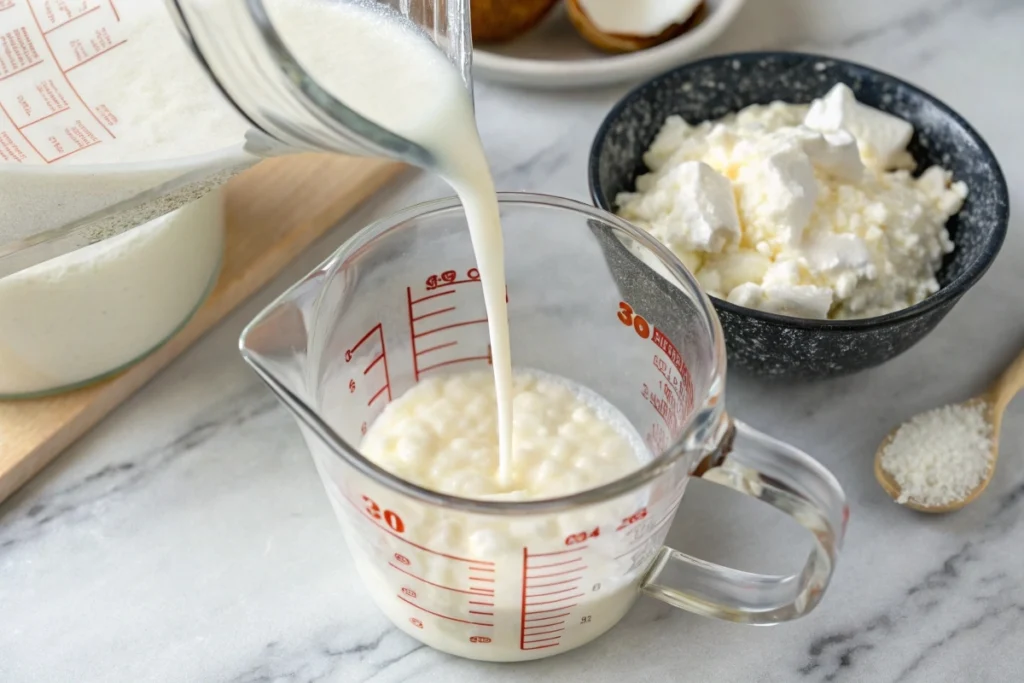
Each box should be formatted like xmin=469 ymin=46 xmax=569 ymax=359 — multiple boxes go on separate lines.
xmin=641 ymin=417 xmax=848 ymax=624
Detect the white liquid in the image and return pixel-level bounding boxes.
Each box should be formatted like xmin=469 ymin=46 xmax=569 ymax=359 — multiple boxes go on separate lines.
xmin=267 ymin=0 xmax=515 ymax=486
xmin=350 ymin=370 xmax=649 ymax=660
xmin=0 ymin=191 xmax=223 ymax=396
xmin=263 ymin=2 xmax=655 ymax=660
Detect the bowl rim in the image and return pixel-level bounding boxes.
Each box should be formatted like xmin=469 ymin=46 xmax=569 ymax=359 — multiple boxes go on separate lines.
xmin=588 ymin=49 xmax=1011 ymax=331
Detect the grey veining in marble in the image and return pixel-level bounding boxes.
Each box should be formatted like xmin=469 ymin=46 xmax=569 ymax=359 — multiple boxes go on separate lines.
xmin=3 ymin=0 xmax=1024 ymax=681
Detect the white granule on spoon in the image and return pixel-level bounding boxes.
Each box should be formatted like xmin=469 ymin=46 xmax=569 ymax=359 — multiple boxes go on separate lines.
xmin=881 ymin=402 xmax=993 ymax=507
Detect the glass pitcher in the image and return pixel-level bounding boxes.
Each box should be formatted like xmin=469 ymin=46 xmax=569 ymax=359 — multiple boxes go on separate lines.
xmin=239 ymin=193 xmax=849 ymax=662
xmin=0 ymin=0 xmax=470 ymax=277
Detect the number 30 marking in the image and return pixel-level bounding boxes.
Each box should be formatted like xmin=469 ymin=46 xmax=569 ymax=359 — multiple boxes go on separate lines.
xmin=617 ymin=301 xmax=650 ymax=340
xmin=362 ymin=495 xmax=406 ymax=533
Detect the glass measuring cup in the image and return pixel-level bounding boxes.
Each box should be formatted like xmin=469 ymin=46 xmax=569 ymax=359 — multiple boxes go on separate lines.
xmin=239 ymin=194 xmax=849 ymax=662
xmin=0 ymin=0 xmax=469 ymax=276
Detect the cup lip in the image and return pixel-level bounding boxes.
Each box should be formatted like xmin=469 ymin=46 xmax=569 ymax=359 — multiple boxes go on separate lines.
xmin=241 ymin=191 xmax=728 ymax=515
xmin=587 ymin=49 xmax=1011 ymax=331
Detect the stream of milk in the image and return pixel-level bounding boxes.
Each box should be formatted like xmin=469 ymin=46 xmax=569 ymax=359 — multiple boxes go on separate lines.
xmin=265 ymin=0 xmax=518 ymax=484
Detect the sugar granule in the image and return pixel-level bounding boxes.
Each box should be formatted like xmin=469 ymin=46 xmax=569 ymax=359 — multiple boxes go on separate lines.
xmin=881 ymin=402 xmax=993 ymax=507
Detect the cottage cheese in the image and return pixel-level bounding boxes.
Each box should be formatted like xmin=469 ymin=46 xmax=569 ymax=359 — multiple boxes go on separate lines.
xmin=616 ymin=84 xmax=968 ymax=319
xmin=351 ymin=369 xmax=651 ymax=660
xmin=361 ymin=369 xmax=647 ymax=499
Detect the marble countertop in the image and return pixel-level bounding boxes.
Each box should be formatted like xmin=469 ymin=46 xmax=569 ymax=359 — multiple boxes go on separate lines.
xmin=3 ymin=1 xmax=1023 ymax=681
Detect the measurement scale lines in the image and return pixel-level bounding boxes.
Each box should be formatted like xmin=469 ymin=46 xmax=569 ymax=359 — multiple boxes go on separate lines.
xmin=530 ymin=546 xmax=588 ymax=557
xmin=417 ymin=355 xmax=490 ymax=375
xmin=20 ymin=105 xmax=71 ymax=128
xmin=529 ymin=557 xmax=582 ymax=570
xmin=415 ymin=341 xmax=456 ymax=357
xmin=43 ymin=5 xmax=102 ymax=34
xmin=407 ymin=285 xmax=493 ymax=381
xmin=346 ymin=323 xmax=392 ymax=405
xmin=387 ymin=562 xmax=487 ymax=596
xmin=0 ymin=60 xmax=43 ymax=82
xmin=65 ymin=39 xmax=127 ymax=73
xmin=410 ymin=290 xmax=454 ymax=305
xmin=526 ymin=566 xmax=588 ymax=579
xmin=397 ymin=595 xmax=493 ymax=627
xmin=523 ymin=627 xmax=564 ymax=637
xmin=520 ymin=546 xmax=587 ymax=652
xmin=526 ymin=577 xmax=583 ymax=589
xmin=414 ymin=318 xmax=488 ymax=339
xmin=525 ymin=593 xmax=583 ymax=606
xmin=524 ymin=612 xmax=571 ymax=622
xmin=412 ymin=306 xmax=455 ymax=322
xmin=364 ymin=353 xmax=384 ymax=374
xmin=339 ymin=492 xmax=494 ymax=566
xmin=523 ymin=636 xmax=561 ymax=644
xmin=526 ymin=586 xmax=578 ymax=598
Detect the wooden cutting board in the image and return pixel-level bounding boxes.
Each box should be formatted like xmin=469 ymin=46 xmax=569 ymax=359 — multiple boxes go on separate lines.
xmin=0 ymin=154 xmax=404 ymax=504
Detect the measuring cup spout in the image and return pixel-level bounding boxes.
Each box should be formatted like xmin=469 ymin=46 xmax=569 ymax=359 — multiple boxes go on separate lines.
xmin=642 ymin=416 xmax=848 ymax=624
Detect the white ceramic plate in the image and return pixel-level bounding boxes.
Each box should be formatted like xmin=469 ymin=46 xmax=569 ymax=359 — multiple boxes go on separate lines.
xmin=472 ymin=0 xmax=748 ymax=89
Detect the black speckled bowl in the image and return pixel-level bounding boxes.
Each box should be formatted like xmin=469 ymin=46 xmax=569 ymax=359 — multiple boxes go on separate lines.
xmin=589 ymin=51 xmax=1010 ymax=381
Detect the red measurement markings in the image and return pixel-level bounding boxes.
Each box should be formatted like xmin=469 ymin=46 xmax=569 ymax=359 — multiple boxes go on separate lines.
xmin=650 ymin=327 xmax=693 ymax=412
xmin=0 ymin=100 xmax=46 ymax=160
xmin=345 ymin=323 xmax=391 ymax=406
xmin=0 ymin=1 xmax=16 ymax=12
xmin=15 ymin=0 xmax=116 ymax=163
xmin=387 ymin=562 xmax=492 ymax=597
xmin=0 ymin=60 xmax=43 ymax=83
xmin=397 ymin=595 xmax=493 ymax=627
xmin=108 ymin=0 xmax=119 ymax=21
xmin=526 ymin=586 xmax=578 ymax=598
xmin=407 ymin=278 xmax=491 ymax=381
xmin=339 ymin=491 xmax=491 ymax=565
xmin=425 ymin=268 xmax=480 ymax=290
xmin=19 ymin=103 xmax=70 ymax=127
xmin=43 ymin=5 xmax=101 ymax=34
xmin=642 ymin=380 xmax=683 ymax=433
xmin=613 ymin=494 xmax=686 ymax=561
xmin=617 ymin=299 xmax=695 ymax=422
xmin=520 ymin=546 xmax=588 ymax=651
xmin=64 ymin=38 xmax=125 ymax=72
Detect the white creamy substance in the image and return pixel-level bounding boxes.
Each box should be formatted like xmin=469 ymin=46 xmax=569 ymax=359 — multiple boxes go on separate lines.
xmin=576 ymin=0 xmax=703 ymax=36
xmin=0 ymin=191 xmax=223 ymax=396
xmin=0 ymin=0 xmax=246 ymax=393
xmin=362 ymin=371 xmax=646 ymax=500
xmin=616 ymin=84 xmax=968 ymax=319
xmin=353 ymin=370 xmax=650 ymax=660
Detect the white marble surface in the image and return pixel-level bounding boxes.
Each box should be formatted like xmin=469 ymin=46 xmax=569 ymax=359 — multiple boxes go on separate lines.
xmin=3 ymin=0 xmax=1024 ymax=681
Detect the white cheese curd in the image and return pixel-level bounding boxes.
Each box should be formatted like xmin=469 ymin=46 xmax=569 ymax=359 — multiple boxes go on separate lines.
xmin=361 ymin=369 xmax=647 ymax=499
xmin=616 ymin=85 xmax=968 ymax=320
xmin=349 ymin=369 xmax=653 ymax=660
xmin=804 ymin=83 xmax=915 ymax=171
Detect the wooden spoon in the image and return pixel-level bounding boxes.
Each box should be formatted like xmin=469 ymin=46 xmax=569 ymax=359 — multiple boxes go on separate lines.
xmin=875 ymin=347 xmax=1024 ymax=513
